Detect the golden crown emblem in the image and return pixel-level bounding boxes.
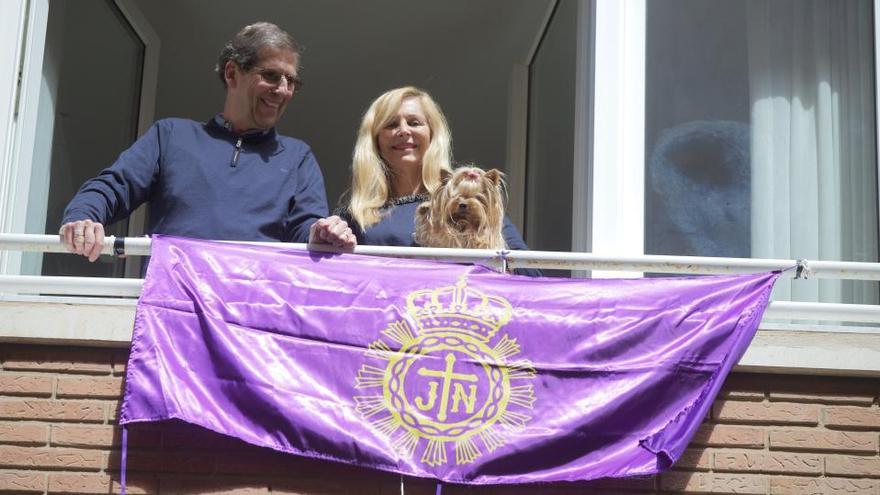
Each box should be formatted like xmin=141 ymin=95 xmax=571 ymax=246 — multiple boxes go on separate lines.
xmin=405 ymin=276 xmax=513 ymax=342
xmin=355 ymin=275 xmax=536 ymax=468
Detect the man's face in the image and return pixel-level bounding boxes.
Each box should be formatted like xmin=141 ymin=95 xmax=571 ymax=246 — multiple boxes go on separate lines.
xmin=225 ymin=47 xmax=299 ymax=131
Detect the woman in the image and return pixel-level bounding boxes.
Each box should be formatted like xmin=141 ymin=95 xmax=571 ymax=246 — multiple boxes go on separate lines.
xmin=337 ymin=87 xmax=536 ymax=268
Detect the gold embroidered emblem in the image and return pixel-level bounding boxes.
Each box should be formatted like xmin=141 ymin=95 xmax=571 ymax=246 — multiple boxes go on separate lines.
xmin=354 ymin=276 xmax=536 ymax=466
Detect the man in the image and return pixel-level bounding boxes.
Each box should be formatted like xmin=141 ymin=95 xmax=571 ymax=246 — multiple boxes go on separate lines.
xmin=60 ymin=22 xmax=353 ymax=261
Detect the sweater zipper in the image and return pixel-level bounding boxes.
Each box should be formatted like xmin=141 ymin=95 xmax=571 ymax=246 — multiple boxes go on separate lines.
xmin=231 ymin=137 xmax=243 ymax=167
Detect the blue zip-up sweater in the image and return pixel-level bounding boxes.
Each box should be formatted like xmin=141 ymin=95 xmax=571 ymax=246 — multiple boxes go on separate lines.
xmin=62 ymin=115 xmax=329 ymax=243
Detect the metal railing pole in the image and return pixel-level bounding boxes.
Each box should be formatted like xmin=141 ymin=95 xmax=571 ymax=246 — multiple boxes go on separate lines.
xmin=1 ymin=233 xmax=880 ymax=279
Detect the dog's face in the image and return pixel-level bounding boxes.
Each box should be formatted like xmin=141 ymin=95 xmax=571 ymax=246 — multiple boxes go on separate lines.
xmin=439 ymin=167 xmax=503 ymax=232
xmin=414 ymin=166 xmax=507 ymax=249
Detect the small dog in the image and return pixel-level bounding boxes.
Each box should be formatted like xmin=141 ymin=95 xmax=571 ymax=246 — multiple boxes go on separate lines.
xmin=414 ymin=166 xmax=507 ymax=250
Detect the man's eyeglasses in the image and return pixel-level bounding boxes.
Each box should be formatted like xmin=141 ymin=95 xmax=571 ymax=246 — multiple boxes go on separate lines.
xmin=252 ymin=67 xmax=303 ymax=91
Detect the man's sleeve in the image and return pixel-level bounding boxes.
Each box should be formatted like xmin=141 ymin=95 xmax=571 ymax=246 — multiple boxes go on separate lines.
xmin=62 ymin=122 xmax=162 ymax=226
xmin=502 ymin=216 xmax=543 ymax=277
xmin=285 ymin=148 xmax=330 ymax=243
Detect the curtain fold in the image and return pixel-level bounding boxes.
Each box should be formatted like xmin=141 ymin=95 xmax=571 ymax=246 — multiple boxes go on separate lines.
xmin=747 ymin=0 xmax=878 ymax=304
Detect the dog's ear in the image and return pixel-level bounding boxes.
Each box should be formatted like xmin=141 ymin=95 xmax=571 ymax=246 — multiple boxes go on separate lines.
xmin=416 ymin=202 xmax=431 ymax=217
xmin=439 ymin=168 xmax=452 ymax=184
xmin=485 ymin=168 xmax=504 ymax=186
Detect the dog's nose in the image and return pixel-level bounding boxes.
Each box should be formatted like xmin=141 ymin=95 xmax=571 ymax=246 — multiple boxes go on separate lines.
xmin=458 ymin=202 xmax=468 ymax=211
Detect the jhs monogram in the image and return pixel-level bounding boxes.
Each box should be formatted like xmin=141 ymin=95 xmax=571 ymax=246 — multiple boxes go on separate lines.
xmin=354 ymin=276 xmax=536 ymax=466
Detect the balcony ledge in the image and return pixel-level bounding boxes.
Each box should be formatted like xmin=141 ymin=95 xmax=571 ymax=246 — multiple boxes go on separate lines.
xmin=1 ymin=295 xmax=878 ymax=377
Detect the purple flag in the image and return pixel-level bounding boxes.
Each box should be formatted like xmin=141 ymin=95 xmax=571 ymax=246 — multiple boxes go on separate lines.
xmin=120 ymin=235 xmax=779 ymax=484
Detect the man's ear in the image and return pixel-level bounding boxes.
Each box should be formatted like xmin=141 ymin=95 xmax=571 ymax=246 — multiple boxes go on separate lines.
xmin=224 ymin=61 xmax=239 ymax=88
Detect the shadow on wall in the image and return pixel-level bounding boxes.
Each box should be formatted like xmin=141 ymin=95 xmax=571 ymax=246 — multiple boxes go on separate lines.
xmin=647 ymin=120 xmax=751 ymax=258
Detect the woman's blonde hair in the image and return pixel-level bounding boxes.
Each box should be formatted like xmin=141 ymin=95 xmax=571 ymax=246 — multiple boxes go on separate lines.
xmin=348 ymin=86 xmax=453 ymax=228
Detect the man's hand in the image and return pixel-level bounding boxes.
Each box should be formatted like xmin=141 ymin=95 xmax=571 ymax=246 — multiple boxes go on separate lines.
xmin=308 ymin=216 xmax=356 ymax=249
xmin=59 ymin=220 xmax=106 ymax=262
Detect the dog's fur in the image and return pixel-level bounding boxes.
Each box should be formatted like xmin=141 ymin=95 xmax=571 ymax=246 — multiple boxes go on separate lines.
xmin=414 ymin=166 xmax=507 ymax=250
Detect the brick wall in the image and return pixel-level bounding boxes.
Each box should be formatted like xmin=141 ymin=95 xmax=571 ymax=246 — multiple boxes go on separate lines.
xmin=1 ymin=344 xmax=878 ymax=494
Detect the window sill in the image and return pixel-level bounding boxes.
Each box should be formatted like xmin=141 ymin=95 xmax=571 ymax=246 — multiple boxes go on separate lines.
xmin=1 ymin=296 xmax=878 ymax=377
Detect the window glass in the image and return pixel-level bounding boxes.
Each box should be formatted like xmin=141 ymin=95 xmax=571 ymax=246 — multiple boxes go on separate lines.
xmin=38 ymin=0 xmax=144 ymax=278
xmin=526 ymin=0 xmax=577 ymax=276
xmin=645 ymin=0 xmax=878 ymax=304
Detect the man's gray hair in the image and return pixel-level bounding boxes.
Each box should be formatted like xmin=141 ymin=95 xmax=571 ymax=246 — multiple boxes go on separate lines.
xmin=215 ymin=22 xmax=301 ymax=87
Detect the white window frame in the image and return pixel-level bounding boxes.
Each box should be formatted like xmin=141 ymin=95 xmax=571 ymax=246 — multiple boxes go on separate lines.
xmin=587 ymin=0 xmax=645 ymax=278
xmin=588 ymin=0 xmax=880 ymax=269
xmin=0 ymin=0 xmax=159 ymax=277
xmin=581 ymin=0 xmax=880 ymax=374
xmin=0 ymin=0 xmax=49 ymax=277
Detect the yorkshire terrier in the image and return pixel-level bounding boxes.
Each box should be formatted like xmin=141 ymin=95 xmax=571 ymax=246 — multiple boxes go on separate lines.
xmin=414 ymin=166 xmax=507 ymax=250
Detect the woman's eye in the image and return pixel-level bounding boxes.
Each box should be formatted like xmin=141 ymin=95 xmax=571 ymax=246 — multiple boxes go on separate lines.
xmin=409 ymin=120 xmax=423 ymax=126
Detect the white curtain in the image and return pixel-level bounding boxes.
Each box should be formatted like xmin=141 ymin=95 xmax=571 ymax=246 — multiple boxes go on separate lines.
xmin=747 ymin=0 xmax=879 ymax=304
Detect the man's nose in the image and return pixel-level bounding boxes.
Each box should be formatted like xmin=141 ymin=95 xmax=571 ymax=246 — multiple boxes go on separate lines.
xmin=273 ymin=77 xmax=293 ymax=95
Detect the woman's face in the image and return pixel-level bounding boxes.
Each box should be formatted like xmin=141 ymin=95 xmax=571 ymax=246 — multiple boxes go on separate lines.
xmin=377 ymin=97 xmax=432 ymax=175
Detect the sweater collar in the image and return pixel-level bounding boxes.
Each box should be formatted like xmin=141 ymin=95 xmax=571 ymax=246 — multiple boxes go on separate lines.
xmin=209 ymin=114 xmax=277 ymax=142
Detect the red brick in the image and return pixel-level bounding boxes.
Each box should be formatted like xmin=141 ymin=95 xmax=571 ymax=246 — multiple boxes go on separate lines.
xmin=50 ymin=425 xmax=160 ymax=449
xmin=48 ymin=473 xmax=156 ymax=494
xmin=124 ymin=426 xmax=163 ymax=449
xmin=217 ymin=449 xmax=371 ymax=479
xmin=0 ymin=445 xmax=102 ymax=470
xmin=770 ymin=429 xmax=878 ymax=454
xmin=0 ymin=399 xmax=104 ymax=422
xmin=713 ymin=401 xmax=820 ymax=425
xmin=162 ymin=423 xmax=247 ymax=450
xmin=714 ymin=451 xmax=822 ymax=475
xmin=769 ymin=392 xmax=875 ymax=406
xmin=0 ymin=374 xmax=54 ymax=397
xmin=724 ymin=373 xmax=878 ymax=403
xmin=51 ymin=424 xmax=115 ymax=448
xmin=159 ymin=477 xmax=267 ymax=494
xmin=825 ymin=455 xmax=880 ymax=478
xmin=2 ymin=347 xmax=111 ymax=375
xmin=107 ymin=402 xmax=119 ymax=423
xmin=691 ymin=424 xmax=766 ymax=448
xmin=215 ymin=450 xmax=317 ymax=477
xmin=0 ymin=471 xmax=45 ymax=493
xmin=0 ymin=421 xmax=48 ymax=445
xmin=270 ymin=477 xmax=389 ymax=495
xmin=770 ymin=476 xmax=878 ymax=494
xmin=57 ymin=377 xmax=123 ymax=399
xmin=579 ymin=475 xmax=657 ymax=492
xmin=106 ymin=451 xmax=215 ymax=474
xmin=721 ymin=390 xmax=766 ymax=401
xmin=660 ymin=472 xmax=766 ymax=493
xmin=824 ymin=406 xmax=880 ymax=430
xmin=267 ymin=469 xmax=411 ymax=495
xmin=673 ymin=449 xmax=711 ymax=471
xmin=111 ymin=350 xmax=129 ymax=377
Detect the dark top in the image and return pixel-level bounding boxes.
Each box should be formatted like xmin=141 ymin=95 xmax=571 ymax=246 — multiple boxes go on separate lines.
xmin=62 ymin=115 xmax=328 ymax=243
xmin=336 ymin=194 xmax=542 ymax=276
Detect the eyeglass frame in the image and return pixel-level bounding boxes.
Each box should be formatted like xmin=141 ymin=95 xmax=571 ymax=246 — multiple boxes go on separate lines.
xmin=251 ymin=66 xmax=303 ymax=91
